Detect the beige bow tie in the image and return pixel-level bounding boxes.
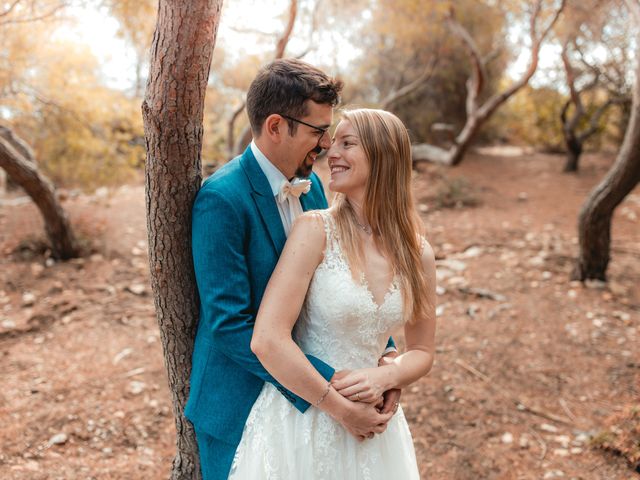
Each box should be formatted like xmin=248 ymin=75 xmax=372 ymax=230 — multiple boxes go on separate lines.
xmin=278 ymin=178 xmax=311 ymax=203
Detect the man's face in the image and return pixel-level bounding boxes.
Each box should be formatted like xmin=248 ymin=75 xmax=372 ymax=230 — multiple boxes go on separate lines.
xmin=282 ymin=101 xmax=333 ymax=179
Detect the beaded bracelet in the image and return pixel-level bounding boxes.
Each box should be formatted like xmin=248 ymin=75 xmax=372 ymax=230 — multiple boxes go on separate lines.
xmin=315 ymin=382 xmax=331 ymax=406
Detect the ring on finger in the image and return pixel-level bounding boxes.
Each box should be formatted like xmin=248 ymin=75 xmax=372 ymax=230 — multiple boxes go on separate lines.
xmin=355 ymin=392 xmax=360 ymax=401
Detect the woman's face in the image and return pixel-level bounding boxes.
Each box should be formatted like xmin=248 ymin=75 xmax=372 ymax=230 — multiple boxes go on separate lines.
xmin=326 ymin=120 xmax=370 ymax=196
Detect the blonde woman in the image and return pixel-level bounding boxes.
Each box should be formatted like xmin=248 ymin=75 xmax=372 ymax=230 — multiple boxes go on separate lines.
xmin=229 ymin=109 xmax=437 ymax=479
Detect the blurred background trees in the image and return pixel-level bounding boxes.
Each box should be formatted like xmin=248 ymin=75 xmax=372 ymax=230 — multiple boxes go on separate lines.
xmin=1 ymin=0 xmax=634 ymax=188
xmin=0 ymin=0 xmax=638 ymax=279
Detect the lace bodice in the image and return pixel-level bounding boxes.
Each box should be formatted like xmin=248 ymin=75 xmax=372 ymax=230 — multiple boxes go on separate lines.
xmin=293 ymin=210 xmax=405 ymax=371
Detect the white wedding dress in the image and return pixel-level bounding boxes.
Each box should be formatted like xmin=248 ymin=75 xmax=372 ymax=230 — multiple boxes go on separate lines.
xmin=228 ymin=211 xmax=420 ymax=479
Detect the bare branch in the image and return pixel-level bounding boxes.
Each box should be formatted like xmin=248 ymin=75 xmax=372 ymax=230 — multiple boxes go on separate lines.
xmin=227 ymin=100 xmax=246 ymax=159
xmin=275 ymin=0 xmax=298 ymax=59
xmin=446 ymin=7 xmax=486 ymax=116
xmin=0 ymin=0 xmax=22 ymax=19
xmin=561 ymin=41 xmax=584 ymax=132
xmin=380 ymin=56 xmax=438 ymax=110
xmin=577 ymin=99 xmax=615 ymax=142
xmin=0 ymin=1 xmax=68 ymax=26
xmin=295 ymin=0 xmax=322 ymax=59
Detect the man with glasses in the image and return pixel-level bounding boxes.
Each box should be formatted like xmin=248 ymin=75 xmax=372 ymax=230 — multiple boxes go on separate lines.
xmin=186 ymin=58 xmax=396 ymax=480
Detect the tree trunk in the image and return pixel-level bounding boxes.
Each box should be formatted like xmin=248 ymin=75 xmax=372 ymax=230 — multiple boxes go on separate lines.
xmin=573 ymin=15 xmax=640 ymax=281
xmin=141 ymin=1 xmax=223 ymax=479
xmin=234 ymin=124 xmax=253 ymax=156
xmin=563 ymin=136 xmax=582 ymax=173
xmin=0 ymin=126 xmax=79 ymax=260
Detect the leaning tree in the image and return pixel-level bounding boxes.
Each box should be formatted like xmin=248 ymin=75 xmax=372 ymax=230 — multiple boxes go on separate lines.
xmin=573 ymin=0 xmax=640 ymax=281
xmin=412 ymin=0 xmax=566 ymax=166
xmin=0 ymin=126 xmax=79 ymax=259
xmin=141 ymin=0 xmax=223 ymax=478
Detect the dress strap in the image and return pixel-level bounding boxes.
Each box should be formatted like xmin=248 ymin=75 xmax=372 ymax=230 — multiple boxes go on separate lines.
xmin=314 ymin=209 xmax=341 ymax=262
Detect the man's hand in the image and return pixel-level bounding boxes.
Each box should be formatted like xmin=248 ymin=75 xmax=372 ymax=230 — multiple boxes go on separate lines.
xmin=337 ymin=399 xmax=394 ymax=441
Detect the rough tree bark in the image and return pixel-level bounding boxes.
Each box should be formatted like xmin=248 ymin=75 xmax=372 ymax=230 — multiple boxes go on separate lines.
xmin=0 ymin=125 xmax=79 ymax=259
xmin=227 ymin=0 xmax=299 ymax=159
xmin=573 ymin=0 xmax=640 ymax=281
xmin=412 ymin=0 xmax=566 ymax=166
xmin=141 ymin=1 xmax=223 ymax=478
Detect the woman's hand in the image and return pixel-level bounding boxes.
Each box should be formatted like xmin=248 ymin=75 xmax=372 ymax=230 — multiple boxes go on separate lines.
xmin=331 ymin=367 xmax=393 ymax=404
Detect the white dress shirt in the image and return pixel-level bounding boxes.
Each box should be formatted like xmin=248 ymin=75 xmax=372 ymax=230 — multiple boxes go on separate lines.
xmin=251 ymin=141 xmax=304 ymax=236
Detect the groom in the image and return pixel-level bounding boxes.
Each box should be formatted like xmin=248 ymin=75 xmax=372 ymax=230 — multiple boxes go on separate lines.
xmin=186 ymin=59 xmax=397 ymax=480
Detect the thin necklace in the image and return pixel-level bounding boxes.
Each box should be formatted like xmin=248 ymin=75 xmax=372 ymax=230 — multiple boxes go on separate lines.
xmin=354 ymin=217 xmax=372 ymax=235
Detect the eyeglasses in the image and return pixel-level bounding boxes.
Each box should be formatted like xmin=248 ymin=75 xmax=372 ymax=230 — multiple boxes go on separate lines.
xmin=280 ymin=114 xmax=329 ymax=138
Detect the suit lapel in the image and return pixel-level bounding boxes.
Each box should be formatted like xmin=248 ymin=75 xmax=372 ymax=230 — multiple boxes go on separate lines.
xmin=240 ymin=147 xmax=287 ymax=254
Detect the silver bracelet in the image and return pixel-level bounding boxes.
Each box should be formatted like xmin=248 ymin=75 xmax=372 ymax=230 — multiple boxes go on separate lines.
xmin=315 ymin=382 xmax=331 ymax=406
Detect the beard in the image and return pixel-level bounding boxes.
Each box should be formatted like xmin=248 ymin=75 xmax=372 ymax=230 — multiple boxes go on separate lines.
xmin=295 ymin=145 xmax=323 ymax=178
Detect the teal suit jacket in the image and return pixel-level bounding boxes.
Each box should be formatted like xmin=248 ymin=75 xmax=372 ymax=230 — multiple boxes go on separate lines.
xmin=185 ymin=147 xmax=334 ymax=478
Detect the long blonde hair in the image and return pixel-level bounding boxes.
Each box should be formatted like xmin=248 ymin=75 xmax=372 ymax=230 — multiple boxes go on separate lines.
xmin=333 ymin=108 xmax=430 ymax=324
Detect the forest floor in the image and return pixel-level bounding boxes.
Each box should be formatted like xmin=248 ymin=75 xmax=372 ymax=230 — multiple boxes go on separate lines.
xmin=0 ymin=149 xmax=638 ymax=480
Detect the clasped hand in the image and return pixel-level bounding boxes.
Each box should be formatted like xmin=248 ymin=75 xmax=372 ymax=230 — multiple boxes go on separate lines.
xmin=331 ymin=364 xmax=401 ymax=441
xmin=332 ymin=367 xmax=389 ymax=403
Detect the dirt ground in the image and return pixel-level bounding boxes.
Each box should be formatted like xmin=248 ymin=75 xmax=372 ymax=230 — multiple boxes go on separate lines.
xmin=1 ymin=149 xmax=638 ymax=479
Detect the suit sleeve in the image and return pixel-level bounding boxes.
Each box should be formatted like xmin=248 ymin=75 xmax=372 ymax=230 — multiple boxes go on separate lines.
xmin=191 ymin=186 xmax=334 ymax=413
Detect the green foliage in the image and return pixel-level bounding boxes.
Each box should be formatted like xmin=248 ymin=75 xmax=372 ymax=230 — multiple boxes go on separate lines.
xmin=3 ymin=35 xmax=145 ymax=190
xmin=490 ymin=85 xmax=566 ymax=151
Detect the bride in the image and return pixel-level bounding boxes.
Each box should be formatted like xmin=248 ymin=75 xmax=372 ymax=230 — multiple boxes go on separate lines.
xmin=229 ymin=108 xmax=437 ymax=479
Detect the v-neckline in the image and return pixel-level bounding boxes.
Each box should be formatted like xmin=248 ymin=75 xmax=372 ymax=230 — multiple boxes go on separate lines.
xmin=345 ymin=263 xmax=398 ymax=311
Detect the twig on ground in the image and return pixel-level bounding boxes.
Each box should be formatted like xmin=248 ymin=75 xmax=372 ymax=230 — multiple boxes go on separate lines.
xmin=529 ymin=428 xmax=547 ymax=464
xmin=455 ymin=359 xmax=573 ymax=426
xmin=559 ymin=397 xmax=579 ymax=424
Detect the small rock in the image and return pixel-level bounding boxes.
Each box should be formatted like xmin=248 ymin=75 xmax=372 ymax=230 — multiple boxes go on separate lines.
xmin=48 ymin=433 xmax=68 ymax=446
xmin=543 ymin=470 xmax=565 ymax=479
xmin=1 ymin=319 xmax=16 ymax=329
xmin=570 ymin=447 xmax=583 ymax=454
xmin=592 ymin=318 xmax=604 ymax=328
xmin=418 ymin=204 xmax=429 ymax=213
xmin=519 ymin=434 xmax=530 ymax=448
xmin=127 ymin=381 xmax=146 ymax=395
xmin=30 ymin=263 xmax=45 ymax=276
xmin=542 ymin=271 xmax=552 ymax=280
xmin=585 ymin=279 xmax=607 ymax=290
xmin=126 ymin=284 xmax=147 ymax=296
xmin=567 ymin=290 xmax=577 ymax=299
xmin=540 ymin=423 xmax=558 ymax=433
xmin=460 ymin=246 xmax=483 ymax=258
xmin=436 ymin=259 xmax=467 ymax=272
xmin=113 ymin=348 xmax=134 ymax=365
xmin=131 ymin=247 xmax=144 ymax=256
xmin=553 ymin=448 xmax=569 ymax=457
xmin=90 ymin=253 xmax=104 ymax=262
xmin=45 ymin=258 xmax=55 ymax=267
xmin=22 ymin=292 xmax=36 ymax=307
xmin=501 ymin=432 xmax=514 ymax=444
xmin=517 ymin=192 xmax=528 ymax=201
xmin=553 ymin=435 xmax=570 ymax=447
xmin=612 ymin=311 xmax=631 ymax=322
xmin=435 ymin=305 xmax=446 ymax=317
xmin=466 ymin=304 xmax=479 ymax=318
xmin=436 ymin=285 xmax=446 ymax=296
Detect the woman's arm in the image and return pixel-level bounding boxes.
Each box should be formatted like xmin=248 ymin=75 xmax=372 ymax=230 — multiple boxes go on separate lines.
xmin=251 ymin=213 xmax=394 ymax=438
xmin=332 ymin=240 xmax=437 ymax=401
